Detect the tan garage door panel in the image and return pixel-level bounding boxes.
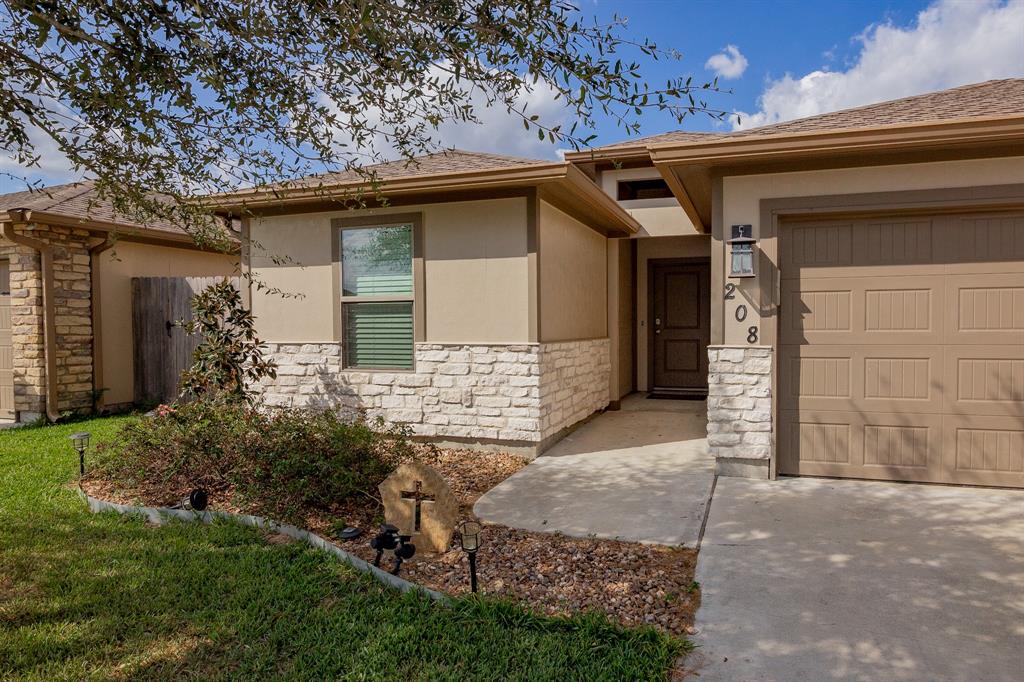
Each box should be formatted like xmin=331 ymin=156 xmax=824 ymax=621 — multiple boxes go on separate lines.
xmin=779 ymin=211 xmax=1024 ymax=488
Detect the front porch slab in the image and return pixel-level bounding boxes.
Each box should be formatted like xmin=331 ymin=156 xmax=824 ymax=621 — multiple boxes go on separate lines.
xmin=474 ymin=397 xmax=713 ymax=547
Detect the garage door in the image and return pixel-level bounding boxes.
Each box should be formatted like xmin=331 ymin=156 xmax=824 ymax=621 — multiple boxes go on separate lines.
xmin=0 ymin=259 xmax=12 ymax=420
xmin=778 ymin=211 xmax=1024 ymax=488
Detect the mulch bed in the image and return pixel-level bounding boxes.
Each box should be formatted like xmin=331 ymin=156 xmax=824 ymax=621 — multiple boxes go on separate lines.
xmin=83 ymin=446 xmax=700 ymax=636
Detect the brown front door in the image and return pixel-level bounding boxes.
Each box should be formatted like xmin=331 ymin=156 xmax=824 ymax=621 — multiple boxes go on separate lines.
xmin=649 ymin=259 xmax=710 ymax=396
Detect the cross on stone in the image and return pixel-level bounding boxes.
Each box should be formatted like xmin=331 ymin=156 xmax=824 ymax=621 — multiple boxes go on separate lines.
xmin=399 ymin=480 xmax=436 ymax=532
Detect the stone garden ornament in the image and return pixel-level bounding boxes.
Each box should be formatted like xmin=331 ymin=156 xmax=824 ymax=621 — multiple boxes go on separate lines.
xmin=379 ymin=462 xmax=458 ymax=553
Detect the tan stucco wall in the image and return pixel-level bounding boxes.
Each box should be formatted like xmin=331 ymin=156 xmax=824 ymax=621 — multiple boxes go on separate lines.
xmin=98 ymin=241 xmax=237 ymax=406
xmin=635 ymin=234 xmax=711 ymax=392
xmin=249 ymin=198 xmax=530 ymax=344
xmin=600 ymin=166 xmax=700 ymax=237
xmin=718 ymin=155 xmax=1024 ymax=345
xmin=607 ymin=238 xmax=634 ymax=400
xmin=539 ymin=201 xmax=607 ymax=342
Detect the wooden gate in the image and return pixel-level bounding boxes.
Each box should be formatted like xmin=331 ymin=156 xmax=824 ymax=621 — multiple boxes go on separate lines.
xmin=131 ymin=276 xmax=239 ymax=405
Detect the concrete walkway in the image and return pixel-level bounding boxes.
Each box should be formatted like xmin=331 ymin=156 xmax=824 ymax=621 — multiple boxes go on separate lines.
xmin=474 ymin=394 xmax=713 ymax=547
xmin=689 ymin=477 xmax=1024 ymax=682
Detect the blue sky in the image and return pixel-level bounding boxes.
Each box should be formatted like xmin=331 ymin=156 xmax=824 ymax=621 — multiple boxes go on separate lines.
xmin=588 ymin=0 xmax=938 ymax=136
xmin=558 ymin=0 xmax=1024 ymax=149
xmin=3 ymin=0 xmax=1023 ymax=190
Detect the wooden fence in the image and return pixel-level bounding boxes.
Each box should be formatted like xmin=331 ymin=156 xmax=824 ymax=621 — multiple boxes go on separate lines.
xmin=131 ymin=276 xmax=239 ymax=405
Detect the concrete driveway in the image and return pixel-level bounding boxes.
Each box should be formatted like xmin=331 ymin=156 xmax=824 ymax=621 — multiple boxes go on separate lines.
xmin=474 ymin=395 xmax=713 ymax=546
xmin=689 ymin=477 xmax=1024 ymax=682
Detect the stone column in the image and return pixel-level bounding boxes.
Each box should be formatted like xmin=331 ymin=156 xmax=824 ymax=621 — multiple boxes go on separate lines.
xmin=7 ymin=240 xmax=46 ymax=419
xmin=707 ymin=345 xmax=772 ymax=479
xmin=6 ymin=224 xmax=94 ymax=420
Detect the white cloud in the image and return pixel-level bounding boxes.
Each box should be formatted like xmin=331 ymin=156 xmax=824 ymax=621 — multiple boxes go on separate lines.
xmin=732 ymin=0 xmax=1024 ymax=130
xmin=0 ymin=118 xmax=79 ymax=193
xmin=705 ymin=45 xmax=748 ymax=80
xmin=434 ymin=79 xmax=569 ymax=159
xmin=323 ymin=65 xmax=570 ymax=164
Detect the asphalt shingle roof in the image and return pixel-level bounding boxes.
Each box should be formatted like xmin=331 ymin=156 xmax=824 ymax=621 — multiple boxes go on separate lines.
xmin=587 ymin=78 xmax=1024 ymax=153
xmin=0 ymin=180 xmax=187 ymax=235
xmin=285 ymin=149 xmax=554 ymax=188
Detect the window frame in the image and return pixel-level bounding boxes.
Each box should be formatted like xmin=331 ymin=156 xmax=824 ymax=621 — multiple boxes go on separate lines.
xmin=331 ymin=213 xmax=424 ymax=371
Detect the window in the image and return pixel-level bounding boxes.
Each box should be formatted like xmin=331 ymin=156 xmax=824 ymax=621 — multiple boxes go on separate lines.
xmin=616 ymin=178 xmax=673 ymax=201
xmin=338 ymin=222 xmax=416 ymax=370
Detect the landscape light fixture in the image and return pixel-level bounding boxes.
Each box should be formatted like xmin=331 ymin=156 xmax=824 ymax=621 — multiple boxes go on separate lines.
xmin=391 ymin=535 xmax=416 ymax=576
xmin=70 ymin=432 xmax=90 ymax=477
xmin=369 ymin=524 xmax=401 ymax=568
xmin=727 ymin=224 xmax=757 ymax=278
xmin=171 ymin=488 xmax=209 ymax=512
xmin=339 ymin=526 xmax=362 ymax=541
xmin=458 ymin=521 xmax=482 ymax=593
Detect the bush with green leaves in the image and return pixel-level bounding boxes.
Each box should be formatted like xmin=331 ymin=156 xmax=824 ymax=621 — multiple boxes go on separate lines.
xmin=93 ymin=397 xmax=413 ymax=522
xmin=180 ymin=278 xmax=277 ymax=404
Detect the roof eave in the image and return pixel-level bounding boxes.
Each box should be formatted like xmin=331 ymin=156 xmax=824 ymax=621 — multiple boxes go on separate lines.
xmin=648 ymin=115 xmax=1024 ymax=236
xmin=562 ymin=146 xmax=653 ymax=163
xmin=648 ymin=114 xmax=1024 ymax=164
xmin=206 ymin=162 xmax=571 ymax=211
xmin=1 ymin=209 xmax=238 ymax=253
xmin=207 ymin=161 xmax=640 ymax=237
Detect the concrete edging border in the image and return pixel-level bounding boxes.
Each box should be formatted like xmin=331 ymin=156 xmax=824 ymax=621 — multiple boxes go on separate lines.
xmin=78 ymin=489 xmax=447 ymax=602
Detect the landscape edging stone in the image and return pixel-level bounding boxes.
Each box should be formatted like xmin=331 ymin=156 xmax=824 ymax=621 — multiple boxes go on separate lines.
xmin=78 ymin=489 xmax=448 ymax=602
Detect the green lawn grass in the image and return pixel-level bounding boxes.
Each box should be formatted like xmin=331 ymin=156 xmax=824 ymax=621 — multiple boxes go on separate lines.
xmin=0 ymin=416 xmax=683 ymax=681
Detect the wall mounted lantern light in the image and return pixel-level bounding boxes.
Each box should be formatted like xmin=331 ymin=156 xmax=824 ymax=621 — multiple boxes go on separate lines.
xmin=70 ymin=432 xmax=90 ymax=477
xmin=728 ymin=224 xmax=756 ymax=278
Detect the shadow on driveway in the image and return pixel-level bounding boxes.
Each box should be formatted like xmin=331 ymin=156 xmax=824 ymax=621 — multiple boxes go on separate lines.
xmin=690 ymin=476 xmax=1024 ymax=681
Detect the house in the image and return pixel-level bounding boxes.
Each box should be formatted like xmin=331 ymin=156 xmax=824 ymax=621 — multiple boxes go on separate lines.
xmin=0 ymin=182 xmax=237 ymax=422
xmin=220 ymin=78 xmax=1023 ymax=490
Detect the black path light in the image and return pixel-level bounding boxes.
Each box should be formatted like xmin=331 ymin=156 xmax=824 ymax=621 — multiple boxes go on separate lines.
xmin=70 ymin=432 xmax=90 ymax=477
xmin=391 ymin=534 xmax=416 ymax=576
xmin=458 ymin=521 xmax=482 ymax=593
xmin=370 ymin=524 xmax=400 ymax=568
xmin=170 ymin=488 xmax=209 ymax=512
xmin=369 ymin=524 xmax=416 ymax=576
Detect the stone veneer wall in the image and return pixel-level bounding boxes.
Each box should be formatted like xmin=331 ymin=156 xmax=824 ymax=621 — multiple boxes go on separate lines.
xmin=537 ymin=338 xmax=610 ymax=442
xmin=2 ymin=225 xmax=94 ymax=418
xmin=259 ymin=338 xmax=611 ymax=451
xmin=707 ymin=345 xmax=772 ymax=478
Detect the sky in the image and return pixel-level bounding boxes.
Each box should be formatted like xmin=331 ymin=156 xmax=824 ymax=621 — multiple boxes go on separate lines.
xmin=3 ymin=0 xmax=1023 ymax=190
xmin=504 ymin=0 xmax=1024 ymax=156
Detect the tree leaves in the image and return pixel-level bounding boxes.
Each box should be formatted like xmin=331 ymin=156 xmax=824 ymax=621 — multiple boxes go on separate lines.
xmin=0 ymin=0 xmax=727 ymax=247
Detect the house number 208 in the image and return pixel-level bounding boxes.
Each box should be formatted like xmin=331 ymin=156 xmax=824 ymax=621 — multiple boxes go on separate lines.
xmin=724 ymin=284 xmax=758 ymax=344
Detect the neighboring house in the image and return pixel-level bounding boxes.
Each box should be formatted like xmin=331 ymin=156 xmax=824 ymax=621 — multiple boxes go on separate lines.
xmin=0 ymin=182 xmax=237 ymax=422
xmin=214 ymin=78 xmax=1021 ymax=491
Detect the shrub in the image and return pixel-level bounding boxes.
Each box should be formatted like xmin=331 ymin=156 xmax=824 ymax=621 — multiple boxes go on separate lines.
xmin=93 ymin=397 xmax=411 ymax=522
xmin=180 ymin=278 xmax=277 ymax=404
